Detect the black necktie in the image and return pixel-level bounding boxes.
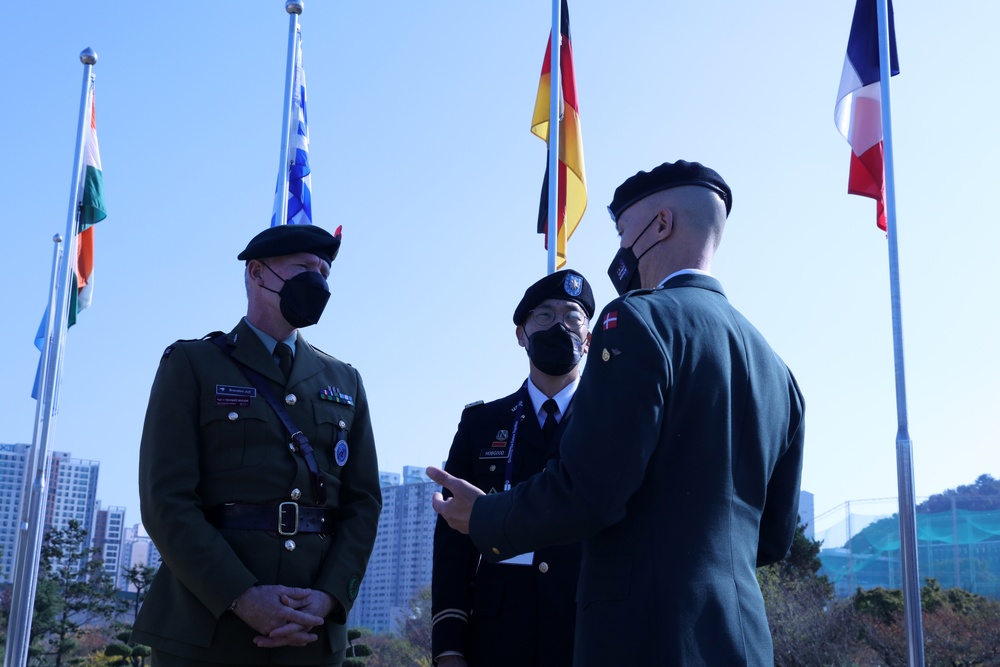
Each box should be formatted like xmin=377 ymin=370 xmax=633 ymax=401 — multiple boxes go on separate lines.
xmin=275 ymin=342 xmax=293 ymax=381
xmin=541 ymin=399 xmax=559 ymax=441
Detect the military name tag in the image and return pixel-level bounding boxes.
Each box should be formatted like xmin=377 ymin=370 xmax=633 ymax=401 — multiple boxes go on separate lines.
xmin=479 ymin=447 xmax=509 ymax=460
xmin=216 ymin=385 xmax=256 ymax=407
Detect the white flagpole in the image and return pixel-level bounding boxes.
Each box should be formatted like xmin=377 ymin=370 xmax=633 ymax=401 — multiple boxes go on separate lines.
xmin=546 ymin=0 xmax=561 ymax=275
xmin=876 ymin=1 xmax=925 ymax=664
xmin=273 ymin=0 xmax=303 ymax=227
xmin=4 ymin=48 xmax=96 ymax=667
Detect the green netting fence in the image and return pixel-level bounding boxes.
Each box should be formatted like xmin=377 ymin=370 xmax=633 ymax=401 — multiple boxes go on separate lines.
xmin=816 ymin=507 xmax=1000 ymax=599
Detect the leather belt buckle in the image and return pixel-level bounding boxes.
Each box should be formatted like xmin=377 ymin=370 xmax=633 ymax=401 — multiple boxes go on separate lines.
xmin=278 ymin=501 xmax=299 ymax=536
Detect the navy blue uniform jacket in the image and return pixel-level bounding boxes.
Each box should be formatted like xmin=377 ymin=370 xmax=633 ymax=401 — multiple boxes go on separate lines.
xmin=433 ymin=384 xmax=581 ymax=666
xmin=469 ymin=274 xmax=805 ymax=667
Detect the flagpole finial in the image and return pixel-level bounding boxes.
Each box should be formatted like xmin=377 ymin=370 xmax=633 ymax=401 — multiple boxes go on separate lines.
xmin=53 ymin=234 xmax=64 ymax=243
xmin=79 ymin=47 xmax=97 ymax=65
xmin=285 ymin=0 xmax=303 ymax=14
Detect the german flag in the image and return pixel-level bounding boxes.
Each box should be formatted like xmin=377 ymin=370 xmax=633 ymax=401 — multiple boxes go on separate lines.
xmin=531 ymin=0 xmax=586 ymax=268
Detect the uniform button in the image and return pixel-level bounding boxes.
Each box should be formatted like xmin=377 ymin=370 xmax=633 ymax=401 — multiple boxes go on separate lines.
xmin=489 ymin=465 xmax=496 ymax=472
xmin=338 ymin=420 xmax=346 ymax=429
xmin=491 ymin=547 xmax=500 ymax=555
xmin=227 ymin=412 xmax=238 ymax=421
xmin=285 ymin=393 xmax=297 ymax=406
xmin=284 ymin=540 xmax=296 ymax=552
xmin=288 ymin=442 xmax=297 ymax=453
xmin=538 ymin=562 xmax=549 ymax=574
xmin=290 ymin=488 xmax=301 ymax=500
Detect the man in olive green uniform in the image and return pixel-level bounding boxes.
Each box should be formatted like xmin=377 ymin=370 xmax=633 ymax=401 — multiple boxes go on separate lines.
xmin=133 ymin=224 xmax=381 ymax=667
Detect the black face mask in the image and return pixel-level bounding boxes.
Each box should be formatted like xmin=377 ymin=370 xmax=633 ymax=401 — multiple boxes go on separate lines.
xmin=527 ymin=324 xmax=585 ymax=376
xmin=607 ymin=214 xmax=661 ymax=296
xmin=262 ymin=263 xmax=331 ymax=328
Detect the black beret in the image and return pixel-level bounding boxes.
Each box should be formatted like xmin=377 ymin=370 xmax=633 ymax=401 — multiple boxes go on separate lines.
xmin=238 ymin=224 xmax=342 ymax=264
xmin=607 ymin=160 xmax=732 ymax=222
xmin=513 ymin=270 xmax=595 ymax=325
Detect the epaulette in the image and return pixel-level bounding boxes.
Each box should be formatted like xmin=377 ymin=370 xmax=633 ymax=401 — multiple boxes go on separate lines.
xmin=161 ymin=331 xmax=224 ymax=360
xmin=463 ymin=400 xmax=485 ymax=411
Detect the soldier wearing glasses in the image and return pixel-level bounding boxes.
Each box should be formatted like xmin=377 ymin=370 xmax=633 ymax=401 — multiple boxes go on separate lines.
xmin=431 ymin=270 xmax=595 ymax=667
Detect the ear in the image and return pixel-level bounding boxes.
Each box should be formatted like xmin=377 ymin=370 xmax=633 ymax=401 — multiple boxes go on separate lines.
xmin=247 ymin=260 xmax=266 ymax=284
xmin=653 ymin=208 xmax=674 ymax=240
xmin=515 ymin=325 xmax=527 ymax=349
xmin=581 ymin=330 xmax=592 ymax=355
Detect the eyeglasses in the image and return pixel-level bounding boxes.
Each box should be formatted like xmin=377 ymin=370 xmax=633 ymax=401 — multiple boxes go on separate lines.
xmin=528 ymin=308 xmax=588 ymax=329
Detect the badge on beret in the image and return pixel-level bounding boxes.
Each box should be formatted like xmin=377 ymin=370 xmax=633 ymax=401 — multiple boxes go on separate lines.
xmin=334 ymin=440 xmax=349 ymax=466
xmin=564 ymin=273 xmax=583 ymax=297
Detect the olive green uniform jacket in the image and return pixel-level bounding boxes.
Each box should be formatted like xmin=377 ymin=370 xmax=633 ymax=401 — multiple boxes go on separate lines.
xmin=132 ymin=319 xmax=381 ymax=665
xmin=470 ymin=274 xmax=805 ymax=666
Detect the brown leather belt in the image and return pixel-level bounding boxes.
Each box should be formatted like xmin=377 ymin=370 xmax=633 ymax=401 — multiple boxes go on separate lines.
xmin=205 ymin=502 xmax=335 ymax=536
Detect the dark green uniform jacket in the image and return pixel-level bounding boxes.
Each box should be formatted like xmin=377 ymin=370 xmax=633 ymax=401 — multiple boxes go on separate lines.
xmin=469 ymin=274 xmax=805 ymax=667
xmin=132 ymin=319 xmax=381 ymax=665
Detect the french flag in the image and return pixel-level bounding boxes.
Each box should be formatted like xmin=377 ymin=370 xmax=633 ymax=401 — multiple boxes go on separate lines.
xmin=834 ymin=0 xmax=899 ymax=231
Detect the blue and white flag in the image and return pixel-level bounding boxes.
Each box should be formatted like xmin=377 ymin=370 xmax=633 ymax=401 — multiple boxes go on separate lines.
xmin=272 ymin=26 xmax=312 ymax=227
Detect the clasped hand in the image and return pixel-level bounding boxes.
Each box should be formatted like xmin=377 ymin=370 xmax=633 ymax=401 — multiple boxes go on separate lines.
xmin=233 ymin=584 xmax=340 ymax=648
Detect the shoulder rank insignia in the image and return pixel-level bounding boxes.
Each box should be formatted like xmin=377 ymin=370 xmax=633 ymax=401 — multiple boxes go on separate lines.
xmin=464 ymin=400 xmax=484 ymax=409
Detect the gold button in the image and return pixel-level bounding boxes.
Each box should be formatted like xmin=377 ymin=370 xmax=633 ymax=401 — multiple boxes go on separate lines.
xmin=602 ymin=348 xmax=610 ymax=362
xmin=284 ymin=540 xmax=296 ymax=552
xmin=538 ymin=562 xmax=549 ymax=574
xmin=290 ymin=488 xmax=301 ymax=500
xmin=491 ymin=547 xmax=500 ymax=555
xmin=285 ymin=393 xmax=297 ymax=406
xmin=227 ymin=412 xmax=238 ymax=421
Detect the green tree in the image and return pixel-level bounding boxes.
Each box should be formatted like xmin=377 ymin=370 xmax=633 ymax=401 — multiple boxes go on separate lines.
xmin=34 ymin=520 xmax=125 ymax=667
xmin=920 ymin=473 xmax=1000 ymax=513
xmin=345 ymin=627 xmax=374 ymax=667
xmin=101 ymin=563 xmax=156 ymax=667
xmin=119 ymin=564 xmax=156 ymax=628
xmin=397 ymin=585 xmax=432 ymax=657
xmin=759 ymin=522 xmax=860 ymax=667
xmin=853 ymin=578 xmax=1000 ymax=667
xmin=364 ymin=635 xmax=430 ymax=667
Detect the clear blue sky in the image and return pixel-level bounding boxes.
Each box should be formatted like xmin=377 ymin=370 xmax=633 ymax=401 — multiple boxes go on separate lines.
xmin=2 ymin=1 xmax=997 ymax=530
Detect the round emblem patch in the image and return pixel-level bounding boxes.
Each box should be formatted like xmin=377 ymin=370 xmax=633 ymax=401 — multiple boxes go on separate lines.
xmin=335 ymin=440 xmax=349 ymax=466
xmin=348 ymin=576 xmax=361 ymax=601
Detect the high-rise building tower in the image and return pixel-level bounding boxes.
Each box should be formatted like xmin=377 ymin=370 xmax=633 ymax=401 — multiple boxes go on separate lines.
xmin=348 ymin=469 xmax=438 ymax=634
xmin=92 ymin=504 xmax=127 ymax=586
xmin=0 ymin=445 xmax=101 ymax=583
xmin=0 ymin=443 xmax=30 ymax=583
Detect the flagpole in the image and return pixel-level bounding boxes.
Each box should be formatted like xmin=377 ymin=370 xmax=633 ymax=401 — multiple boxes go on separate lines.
xmin=273 ymin=0 xmax=303 ymax=227
xmin=546 ymin=0 xmax=561 ymax=275
xmin=4 ymin=48 xmax=96 ymax=667
xmin=876 ymin=0 xmax=925 ymax=664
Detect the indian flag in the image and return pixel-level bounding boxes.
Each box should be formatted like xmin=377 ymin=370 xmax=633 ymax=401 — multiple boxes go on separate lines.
xmin=31 ymin=83 xmax=106 ymax=399
xmin=71 ymin=87 xmax=107 ymax=323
